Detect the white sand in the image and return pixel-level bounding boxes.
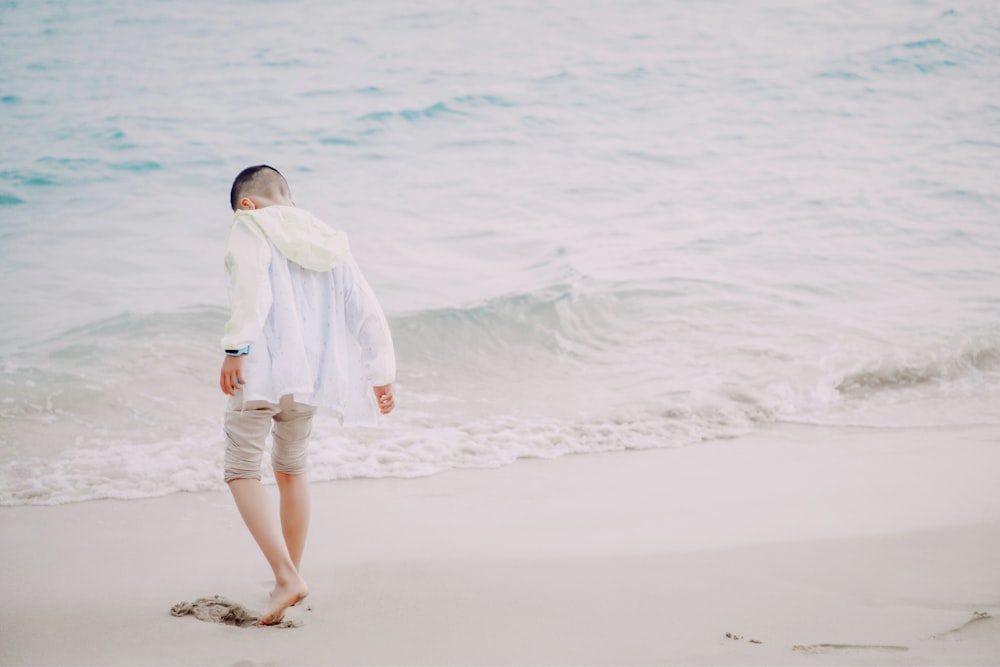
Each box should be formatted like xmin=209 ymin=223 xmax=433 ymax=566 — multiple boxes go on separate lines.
xmin=2 ymin=422 xmax=999 ymax=665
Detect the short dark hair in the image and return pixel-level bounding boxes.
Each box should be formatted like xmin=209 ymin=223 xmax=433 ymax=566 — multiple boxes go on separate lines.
xmin=229 ymin=165 xmax=290 ymax=210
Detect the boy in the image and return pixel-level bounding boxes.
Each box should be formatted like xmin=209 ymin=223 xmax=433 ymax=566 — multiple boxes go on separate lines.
xmin=219 ymin=165 xmax=395 ymax=625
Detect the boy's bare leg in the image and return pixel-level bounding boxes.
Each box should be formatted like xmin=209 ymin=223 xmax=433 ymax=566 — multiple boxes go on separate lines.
xmin=228 ymin=478 xmax=309 ymax=625
xmin=275 ymin=471 xmax=310 ymax=570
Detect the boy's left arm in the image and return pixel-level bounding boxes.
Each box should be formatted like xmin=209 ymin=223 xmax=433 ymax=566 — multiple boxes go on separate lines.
xmin=219 ymin=218 xmax=272 ymax=395
xmin=343 ymin=256 xmax=397 ymax=411
xmin=373 ymin=383 xmax=394 ymax=414
xmin=343 ymin=257 xmax=396 ymax=385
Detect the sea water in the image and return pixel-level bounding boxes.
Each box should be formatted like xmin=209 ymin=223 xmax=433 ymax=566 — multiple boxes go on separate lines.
xmin=1 ymin=0 xmax=998 ymax=505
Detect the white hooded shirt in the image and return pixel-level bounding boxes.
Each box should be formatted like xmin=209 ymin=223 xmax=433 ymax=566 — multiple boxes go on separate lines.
xmin=221 ymin=205 xmax=395 ymax=425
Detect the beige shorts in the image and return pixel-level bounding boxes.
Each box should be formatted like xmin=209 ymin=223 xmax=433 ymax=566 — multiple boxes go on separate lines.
xmin=223 ymin=394 xmax=317 ymax=482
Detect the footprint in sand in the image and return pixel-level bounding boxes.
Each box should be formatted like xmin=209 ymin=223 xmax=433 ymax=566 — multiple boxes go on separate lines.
xmin=170 ymin=595 xmax=301 ymax=629
xmin=792 ymin=643 xmax=908 ymax=655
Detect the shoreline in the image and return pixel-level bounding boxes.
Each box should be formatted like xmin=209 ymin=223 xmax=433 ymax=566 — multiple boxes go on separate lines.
xmin=2 ymin=422 xmax=999 ymax=665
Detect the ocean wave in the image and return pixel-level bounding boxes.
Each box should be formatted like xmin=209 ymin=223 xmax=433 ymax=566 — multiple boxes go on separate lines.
xmin=355 ymin=94 xmax=515 ymax=126
xmin=6 ymin=298 xmax=998 ymax=431
xmin=835 ymin=338 xmax=1000 ymax=396
xmin=2 ymin=302 xmax=998 ymax=505
xmin=856 ymin=30 xmax=993 ymax=77
xmin=359 ymin=102 xmax=465 ymax=124
xmin=0 ymin=308 xmax=226 ymax=453
xmin=30 ymin=307 xmax=224 ymax=351
xmin=17 ymin=287 xmax=615 ymax=364
xmin=393 ymin=283 xmax=617 ymax=359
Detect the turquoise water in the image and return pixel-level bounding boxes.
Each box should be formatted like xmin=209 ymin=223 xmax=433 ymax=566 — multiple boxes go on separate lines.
xmin=1 ymin=0 xmax=998 ymax=504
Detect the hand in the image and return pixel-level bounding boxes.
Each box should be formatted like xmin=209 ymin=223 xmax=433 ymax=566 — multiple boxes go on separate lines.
xmin=220 ymin=355 xmax=247 ymax=396
xmin=373 ymin=384 xmax=394 ymax=414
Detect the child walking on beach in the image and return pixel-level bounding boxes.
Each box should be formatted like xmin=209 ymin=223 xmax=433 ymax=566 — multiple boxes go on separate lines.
xmin=218 ymin=165 xmax=396 ymax=625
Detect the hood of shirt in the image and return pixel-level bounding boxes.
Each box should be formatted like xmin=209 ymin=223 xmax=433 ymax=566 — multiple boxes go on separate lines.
xmin=233 ymin=205 xmax=350 ymax=271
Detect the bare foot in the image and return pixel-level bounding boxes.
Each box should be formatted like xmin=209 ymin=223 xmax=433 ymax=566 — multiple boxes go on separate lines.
xmin=270 ymin=585 xmax=306 ymax=606
xmin=259 ymin=576 xmax=308 ymax=626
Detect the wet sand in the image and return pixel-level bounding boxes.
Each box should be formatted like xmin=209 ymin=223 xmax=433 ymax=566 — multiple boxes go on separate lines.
xmin=2 ymin=423 xmax=998 ymax=665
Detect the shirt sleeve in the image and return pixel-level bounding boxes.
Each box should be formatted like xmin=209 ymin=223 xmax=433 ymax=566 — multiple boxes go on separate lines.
xmin=221 ymin=218 xmax=273 ymax=351
xmin=343 ymin=256 xmax=396 ymax=386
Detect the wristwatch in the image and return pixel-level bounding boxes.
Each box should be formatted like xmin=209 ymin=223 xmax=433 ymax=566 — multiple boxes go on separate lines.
xmin=225 ymin=346 xmax=251 ymax=356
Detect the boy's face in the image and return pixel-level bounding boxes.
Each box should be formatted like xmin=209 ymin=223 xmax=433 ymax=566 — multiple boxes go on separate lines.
xmin=237 ymin=192 xmax=295 ymax=210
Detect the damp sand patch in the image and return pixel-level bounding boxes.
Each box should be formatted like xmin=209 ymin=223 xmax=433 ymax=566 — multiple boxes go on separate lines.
xmin=170 ymin=595 xmax=302 ymax=629
xmin=931 ymin=611 xmax=995 ymax=641
xmin=792 ymin=643 xmax=908 ymax=655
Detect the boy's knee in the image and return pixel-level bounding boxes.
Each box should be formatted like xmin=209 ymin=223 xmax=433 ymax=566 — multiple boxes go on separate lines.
xmin=271 ymin=400 xmax=314 ymax=476
xmin=271 ymin=446 xmax=308 ymax=476
xmin=224 ymin=451 xmax=264 ymax=483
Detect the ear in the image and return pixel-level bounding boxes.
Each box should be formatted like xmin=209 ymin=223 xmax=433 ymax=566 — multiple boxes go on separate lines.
xmin=239 ymin=196 xmax=256 ymax=210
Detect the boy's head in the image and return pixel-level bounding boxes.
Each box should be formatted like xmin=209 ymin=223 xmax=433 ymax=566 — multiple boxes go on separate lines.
xmin=230 ymin=165 xmax=294 ymax=211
